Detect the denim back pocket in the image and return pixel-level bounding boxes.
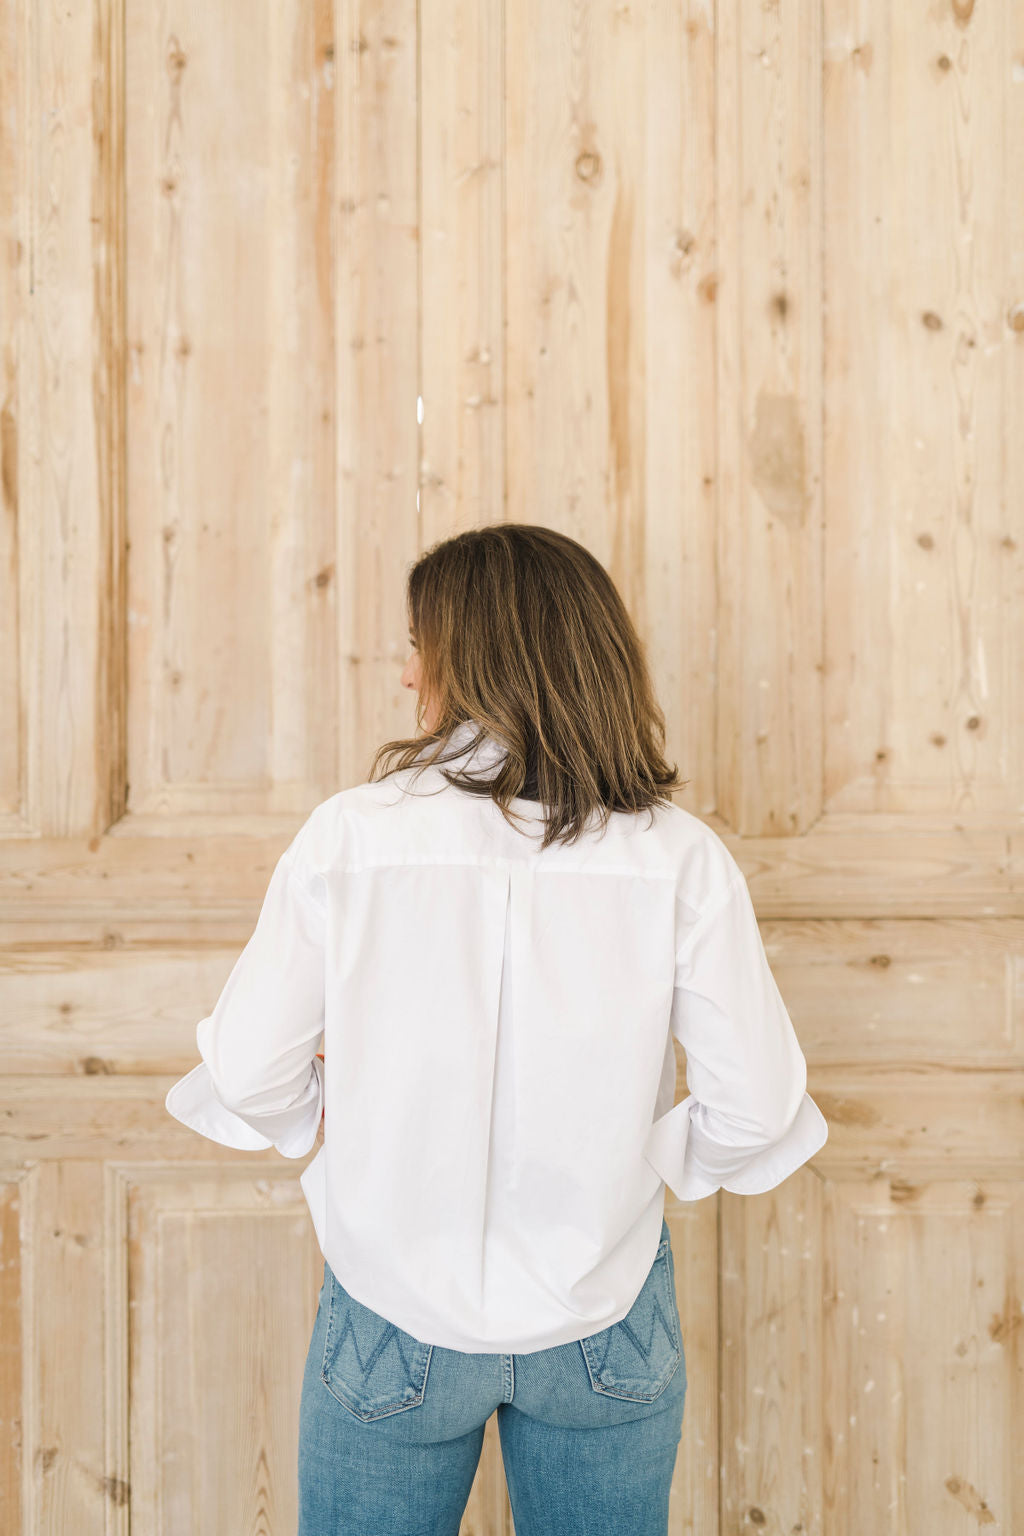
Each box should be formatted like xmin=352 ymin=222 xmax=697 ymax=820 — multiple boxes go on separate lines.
xmin=578 ymin=1231 xmax=682 ymax=1402
xmin=320 ymin=1265 xmax=434 ymax=1422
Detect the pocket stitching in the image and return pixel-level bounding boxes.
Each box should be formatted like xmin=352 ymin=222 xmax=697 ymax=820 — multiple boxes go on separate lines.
xmin=319 ymin=1268 xmax=434 ymax=1421
xmin=579 ymin=1241 xmax=681 ymax=1403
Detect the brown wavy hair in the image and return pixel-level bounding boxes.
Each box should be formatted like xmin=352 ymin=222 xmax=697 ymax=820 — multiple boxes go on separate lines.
xmin=368 ymin=523 xmax=688 ymax=849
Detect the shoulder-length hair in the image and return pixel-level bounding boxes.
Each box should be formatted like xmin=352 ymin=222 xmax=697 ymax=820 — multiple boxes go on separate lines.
xmin=369 ymin=523 xmax=689 ymax=850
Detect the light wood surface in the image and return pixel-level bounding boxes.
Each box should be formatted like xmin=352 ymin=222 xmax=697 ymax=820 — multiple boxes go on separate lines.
xmin=2 ymin=0 xmax=1021 ymax=1531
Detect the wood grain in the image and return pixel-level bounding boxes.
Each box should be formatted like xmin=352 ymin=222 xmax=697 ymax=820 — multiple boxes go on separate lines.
xmin=2 ymin=0 xmax=1021 ymax=1530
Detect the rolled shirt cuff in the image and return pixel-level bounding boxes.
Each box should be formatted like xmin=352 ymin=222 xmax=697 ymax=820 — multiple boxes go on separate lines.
xmin=165 ymin=1054 xmax=325 ymax=1160
xmin=644 ymin=1089 xmax=829 ymax=1201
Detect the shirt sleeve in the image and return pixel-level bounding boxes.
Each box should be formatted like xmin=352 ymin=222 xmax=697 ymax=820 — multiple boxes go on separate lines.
xmin=164 ymin=819 xmax=327 ymax=1159
xmin=643 ymin=869 xmax=828 ymax=1201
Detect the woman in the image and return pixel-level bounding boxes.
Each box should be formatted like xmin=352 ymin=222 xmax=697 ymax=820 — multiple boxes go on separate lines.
xmin=165 ymin=523 xmax=828 ymax=1535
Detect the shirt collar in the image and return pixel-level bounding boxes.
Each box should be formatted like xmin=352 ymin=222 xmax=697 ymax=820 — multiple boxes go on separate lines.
xmin=413 ymin=719 xmax=542 ymax=800
xmin=432 ymin=718 xmax=508 ymax=774
xmin=445 ymin=718 xmax=500 ymax=757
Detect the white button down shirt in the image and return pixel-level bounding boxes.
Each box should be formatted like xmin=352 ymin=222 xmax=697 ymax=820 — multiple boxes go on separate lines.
xmin=165 ymin=719 xmax=828 ymax=1353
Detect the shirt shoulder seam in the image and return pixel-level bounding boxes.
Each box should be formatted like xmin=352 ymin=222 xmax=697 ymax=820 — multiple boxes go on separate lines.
xmin=676 ymin=871 xmax=745 ymax=969
xmin=281 ymin=846 xmax=328 ymax=917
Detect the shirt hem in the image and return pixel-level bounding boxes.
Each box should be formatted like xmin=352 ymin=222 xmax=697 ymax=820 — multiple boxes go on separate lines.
xmin=321 ymin=1216 xmax=669 ymax=1356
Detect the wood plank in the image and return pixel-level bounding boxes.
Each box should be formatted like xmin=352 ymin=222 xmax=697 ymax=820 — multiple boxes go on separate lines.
xmin=3 ymin=914 xmax=1024 ymax=1075
xmin=0 ymin=1174 xmax=26 ymax=1535
xmin=334 ymin=0 xmax=422 ymax=781
xmin=716 ymin=0 xmax=824 ymax=836
xmin=824 ymin=0 xmax=1024 ymax=824
xmin=126 ymin=1167 xmax=319 ymax=1534
xmin=1 ymin=1065 xmax=1022 ymax=1174
xmin=124 ymin=0 xmax=339 ymax=821
xmin=1 ymin=826 xmax=1019 ymax=935
xmin=23 ymin=1162 xmax=109 ymax=1534
xmin=419 ymin=0 xmax=504 ymax=536
xmin=15 ymin=0 xmax=125 ymax=838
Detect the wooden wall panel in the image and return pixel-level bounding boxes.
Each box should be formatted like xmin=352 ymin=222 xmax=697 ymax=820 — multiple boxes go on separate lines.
xmin=665 ymin=1194 xmax=720 ymax=1536
xmin=128 ymin=1173 xmax=319 ymax=1535
xmin=820 ymin=1181 xmax=1024 ymax=1533
xmin=5 ymin=0 xmax=126 ymax=839
xmin=0 ymin=0 xmax=24 ymax=829
xmin=503 ymin=1 xmax=720 ymax=808
xmin=334 ymin=0 xmax=421 ymax=782
xmin=719 ymin=1173 xmax=826 ymax=1534
xmin=824 ymin=0 xmax=1024 ymax=823
xmin=419 ymin=0 xmax=505 ymax=534
xmin=505 ymin=0 xmax=658 ymax=604
xmin=2 ymin=0 xmax=1022 ymax=1532
xmin=0 ymin=1174 xmax=25 ymax=1536
xmin=125 ymin=0 xmax=338 ymax=826
xmin=18 ymin=1161 xmax=112 ymax=1534
xmin=717 ymin=0 xmax=824 ymax=837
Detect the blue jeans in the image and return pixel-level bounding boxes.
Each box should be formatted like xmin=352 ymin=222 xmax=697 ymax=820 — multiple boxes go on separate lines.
xmin=298 ymin=1217 xmax=686 ymax=1535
